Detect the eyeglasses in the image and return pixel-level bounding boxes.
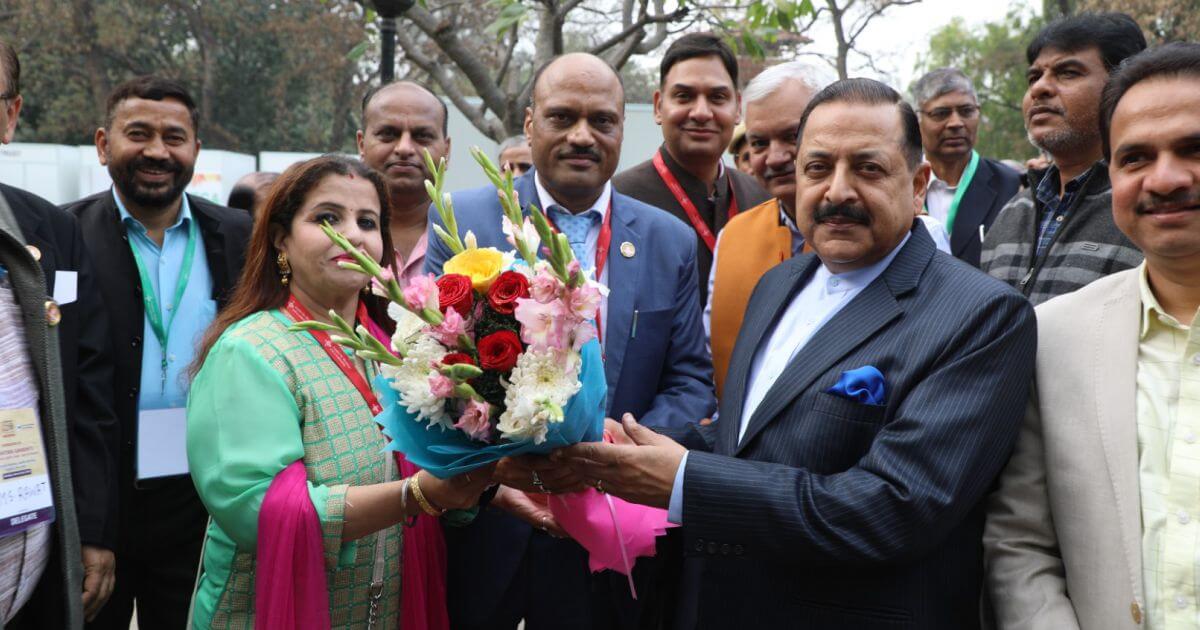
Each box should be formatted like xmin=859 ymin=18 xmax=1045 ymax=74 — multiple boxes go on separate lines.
xmin=920 ymin=105 xmax=979 ymax=122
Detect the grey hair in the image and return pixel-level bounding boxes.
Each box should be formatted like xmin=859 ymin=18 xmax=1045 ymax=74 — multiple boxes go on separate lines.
xmin=742 ymin=61 xmax=834 ymax=106
xmin=497 ymin=135 xmax=528 ymax=157
xmin=911 ymin=67 xmax=977 ymax=108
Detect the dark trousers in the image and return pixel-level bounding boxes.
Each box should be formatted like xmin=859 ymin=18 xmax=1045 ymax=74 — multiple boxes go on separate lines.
xmin=450 ymin=525 xmax=683 ymax=630
xmin=86 ymin=476 xmax=207 ymax=630
xmin=453 ymin=531 xmax=596 ymax=630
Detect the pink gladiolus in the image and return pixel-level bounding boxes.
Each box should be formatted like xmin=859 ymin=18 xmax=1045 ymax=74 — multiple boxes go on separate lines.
xmin=429 ymin=307 xmax=467 ymax=347
xmin=529 ymin=268 xmax=562 ymax=304
xmin=566 ymin=284 xmax=602 ymax=321
xmin=514 ymin=297 xmax=570 ymax=350
xmin=428 ymin=373 xmax=455 ymax=399
xmin=571 ymin=320 xmax=597 ymax=352
xmin=403 ymin=274 xmax=440 ymax=312
xmin=454 ymin=400 xmax=492 ymax=442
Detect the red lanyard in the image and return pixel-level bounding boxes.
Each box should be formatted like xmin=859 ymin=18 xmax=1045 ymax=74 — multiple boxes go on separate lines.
xmin=652 ymin=151 xmax=739 ymax=252
xmin=284 ymin=296 xmax=382 ymax=415
xmin=546 ymin=200 xmax=613 ymax=343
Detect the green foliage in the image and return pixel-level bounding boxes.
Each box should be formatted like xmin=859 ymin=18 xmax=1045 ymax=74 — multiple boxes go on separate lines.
xmin=915 ymin=9 xmax=1044 ymax=162
xmin=6 ymin=0 xmax=369 ymax=153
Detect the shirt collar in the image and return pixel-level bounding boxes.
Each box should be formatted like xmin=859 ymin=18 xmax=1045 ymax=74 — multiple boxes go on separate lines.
xmin=1139 ymin=261 xmax=1192 ymax=337
xmin=114 ymin=187 xmax=192 ymax=234
xmin=777 ymin=201 xmax=801 ymax=236
xmin=816 ymin=231 xmax=912 ymax=296
xmin=534 ymin=174 xmax=611 ymax=221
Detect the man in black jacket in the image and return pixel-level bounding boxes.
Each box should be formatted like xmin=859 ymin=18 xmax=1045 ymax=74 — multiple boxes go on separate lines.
xmin=64 ymin=76 xmax=251 ymax=630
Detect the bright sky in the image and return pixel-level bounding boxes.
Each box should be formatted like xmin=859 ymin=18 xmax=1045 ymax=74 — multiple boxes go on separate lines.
xmin=802 ymin=0 xmax=1031 ymax=88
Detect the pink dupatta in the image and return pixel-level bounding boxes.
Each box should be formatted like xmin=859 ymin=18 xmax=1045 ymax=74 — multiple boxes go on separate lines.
xmin=254 ymin=315 xmax=449 ymax=630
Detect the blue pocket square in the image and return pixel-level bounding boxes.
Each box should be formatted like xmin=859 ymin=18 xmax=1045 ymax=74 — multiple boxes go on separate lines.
xmin=826 ymin=366 xmax=886 ymax=406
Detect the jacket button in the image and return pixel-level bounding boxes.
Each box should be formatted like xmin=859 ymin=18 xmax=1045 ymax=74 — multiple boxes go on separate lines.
xmin=706 ymin=542 xmax=717 ymax=555
xmin=693 ymin=538 xmax=704 ymax=553
xmin=734 ymin=544 xmax=744 ymax=556
xmin=128 ymin=386 xmax=139 ymax=399
xmin=720 ymin=544 xmax=731 ymax=556
xmin=131 ymin=336 xmax=141 ymax=347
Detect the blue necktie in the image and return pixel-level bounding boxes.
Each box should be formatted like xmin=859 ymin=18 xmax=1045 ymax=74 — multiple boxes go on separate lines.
xmin=547 ymin=205 xmax=599 ymax=269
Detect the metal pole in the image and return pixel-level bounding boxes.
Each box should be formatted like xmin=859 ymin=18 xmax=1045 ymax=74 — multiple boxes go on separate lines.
xmin=380 ymin=16 xmax=396 ymax=84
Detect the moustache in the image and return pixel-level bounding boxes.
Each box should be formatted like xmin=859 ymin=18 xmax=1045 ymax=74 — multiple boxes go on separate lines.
xmin=558 ymin=147 xmax=600 ymax=161
xmin=1136 ymin=189 xmax=1200 ymax=215
xmin=763 ymin=164 xmax=795 ymax=181
xmin=813 ymin=202 xmax=871 ymax=225
xmin=130 ymin=156 xmax=182 ymax=175
xmin=385 ymin=159 xmax=424 ymax=170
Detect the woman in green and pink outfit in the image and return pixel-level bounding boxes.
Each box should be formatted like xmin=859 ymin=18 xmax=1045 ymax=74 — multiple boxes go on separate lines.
xmin=186 ymin=155 xmax=491 ymax=629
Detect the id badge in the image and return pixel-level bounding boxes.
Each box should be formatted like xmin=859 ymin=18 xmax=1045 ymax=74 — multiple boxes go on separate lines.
xmin=0 ymin=408 xmax=56 ymax=536
xmin=136 ymin=407 xmax=189 ymax=481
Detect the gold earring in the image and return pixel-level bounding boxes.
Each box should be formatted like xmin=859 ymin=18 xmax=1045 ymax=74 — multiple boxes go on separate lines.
xmin=277 ymin=252 xmax=291 ymax=286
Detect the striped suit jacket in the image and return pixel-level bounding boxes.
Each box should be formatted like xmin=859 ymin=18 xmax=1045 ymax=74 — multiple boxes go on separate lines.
xmin=669 ymin=223 xmax=1037 ymax=629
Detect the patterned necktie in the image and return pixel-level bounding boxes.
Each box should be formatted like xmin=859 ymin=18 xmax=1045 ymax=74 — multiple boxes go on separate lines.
xmin=547 ymin=205 xmax=599 ymax=269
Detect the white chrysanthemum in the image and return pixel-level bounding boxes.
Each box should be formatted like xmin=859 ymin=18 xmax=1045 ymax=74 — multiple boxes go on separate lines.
xmin=497 ymin=349 xmax=582 ymax=444
xmin=381 ymin=335 xmax=453 ymax=429
xmin=388 ymin=302 xmax=426 ymax=354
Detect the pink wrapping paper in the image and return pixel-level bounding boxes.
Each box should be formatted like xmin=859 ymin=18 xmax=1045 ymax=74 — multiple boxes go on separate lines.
xmin=548 ymin=488 xmax=677 ymax=597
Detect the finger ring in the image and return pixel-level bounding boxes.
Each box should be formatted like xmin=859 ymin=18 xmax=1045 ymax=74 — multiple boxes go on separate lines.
xmin=594 ymin=479 xmax=605 ymax=494
xmin=540 ymin=516 xmax=548 ymax=532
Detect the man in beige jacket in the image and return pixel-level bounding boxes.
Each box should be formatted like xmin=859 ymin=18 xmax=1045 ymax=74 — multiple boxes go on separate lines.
xmin=984 ymin=43 xmax=1200 ymax=629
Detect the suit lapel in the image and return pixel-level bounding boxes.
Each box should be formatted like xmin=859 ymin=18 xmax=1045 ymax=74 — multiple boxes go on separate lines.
xmin=1091 ymin=270 xmax=1143 ymax=594
xmin=734 ymin=225 xmax=933 ymax=455
xmin=950 ymin=159 xmax=997 ymax=257
xmin=735 ymin=278 xmax=903 ymax=455
xmin=601 ymin=196 xmax=640 ymax=399
xmin=2 ymin=189 xmax=58 ymax=292
xmin=189 ymin=196 xmax=231 ymax=302
xmin=717 ymin=257 xmax=813 ymax=455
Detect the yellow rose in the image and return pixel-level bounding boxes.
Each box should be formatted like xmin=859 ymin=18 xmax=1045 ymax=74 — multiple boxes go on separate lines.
xmin=444 ymin=247 xmax=505 ymax=291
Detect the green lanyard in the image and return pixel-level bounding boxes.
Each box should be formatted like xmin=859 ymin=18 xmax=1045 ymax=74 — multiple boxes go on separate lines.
xmin=127 ymin=217 xmax=198 ymax=394
xmin=928 ymin=150 xmax=979 ymax=234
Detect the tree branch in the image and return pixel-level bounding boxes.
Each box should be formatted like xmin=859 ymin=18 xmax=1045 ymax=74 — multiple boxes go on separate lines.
xmin=400 ymin=3 xmax=509 ymax=119
xmin=589 ymin=4 xmax=687 ymax=56
xmin=496 ymin=25 xmax=519 ymax=86
xmin=394 ymin=26 xmax=505 ymax=140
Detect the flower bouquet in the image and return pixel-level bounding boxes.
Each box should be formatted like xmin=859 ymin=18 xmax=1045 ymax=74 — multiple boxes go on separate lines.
xmin=290 ymin=149 xmax=672 ymax=585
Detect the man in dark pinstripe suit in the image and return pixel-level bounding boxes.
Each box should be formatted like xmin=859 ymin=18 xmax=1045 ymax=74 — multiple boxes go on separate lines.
xmin=559 ymin=79 xmax=1037 ymax=629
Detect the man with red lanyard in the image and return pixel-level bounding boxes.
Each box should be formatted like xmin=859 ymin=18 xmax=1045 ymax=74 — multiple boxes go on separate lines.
xmin=426 ymin=52 xmax=715 ymax=630
xmin=613 ymin=32 xmax=771 ymax=306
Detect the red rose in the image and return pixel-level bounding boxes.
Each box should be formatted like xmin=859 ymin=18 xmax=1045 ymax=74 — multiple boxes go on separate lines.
xmin=436 ymin=273 xmax=474 ymax=316
xmin=441 ymin=352 xmax=475 ymax=366
xmin=487 ymin=271 xmax=530 ymax=315
xmin=477 ymin=330 xmax=522 ymax=372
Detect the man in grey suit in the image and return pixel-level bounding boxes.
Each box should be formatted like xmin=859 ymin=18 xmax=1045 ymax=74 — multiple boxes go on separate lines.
xmin=559 ymin=79 xmax=1036 ymax=629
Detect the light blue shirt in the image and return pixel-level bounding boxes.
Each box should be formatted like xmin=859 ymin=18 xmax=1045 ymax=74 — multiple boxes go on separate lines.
xmin=115 ymin=190 xmax=215 ymax=410
xmin=669 ymin=233 xmax=912 ymax=524
xmin=534 ymin=174 xmax=612 ymax=344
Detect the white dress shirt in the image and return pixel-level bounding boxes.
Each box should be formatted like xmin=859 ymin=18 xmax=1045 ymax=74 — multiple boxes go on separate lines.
xmin=534 ymin=175 xmax=612 ymax=343
xmin=925 ymin=175 xmax=956 ymax=224
xmin=670 ymin=232 xmax=912 ymax=523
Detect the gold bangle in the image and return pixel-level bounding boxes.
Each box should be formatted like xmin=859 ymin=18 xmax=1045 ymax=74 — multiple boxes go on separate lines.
xmin=410 ymin=474 xmax=445 ymax=517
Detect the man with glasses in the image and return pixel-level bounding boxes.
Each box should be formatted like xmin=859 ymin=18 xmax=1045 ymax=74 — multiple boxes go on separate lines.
xmin=912 ymin=68 xmax=1020 ymax=267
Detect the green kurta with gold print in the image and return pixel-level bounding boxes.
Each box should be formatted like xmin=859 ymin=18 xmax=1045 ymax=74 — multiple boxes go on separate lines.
xmin=186 ymin=310 xmax=400 ymax=629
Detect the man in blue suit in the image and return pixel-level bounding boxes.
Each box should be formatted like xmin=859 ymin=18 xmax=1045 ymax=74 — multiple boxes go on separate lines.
xmin=559 ymin=79 xmax=1037 ymax=629
xmin=425 ymin=53 xmax=715 ymax=629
